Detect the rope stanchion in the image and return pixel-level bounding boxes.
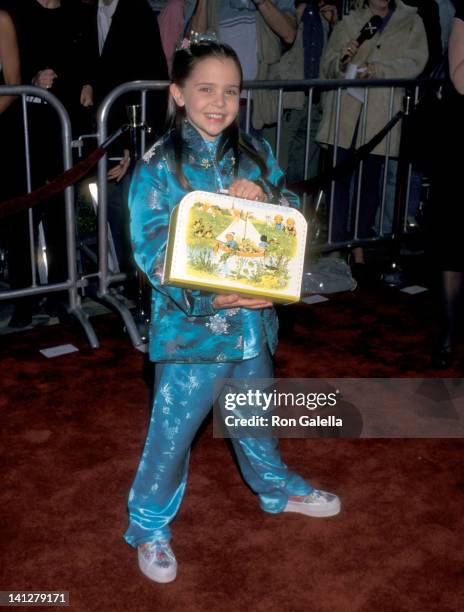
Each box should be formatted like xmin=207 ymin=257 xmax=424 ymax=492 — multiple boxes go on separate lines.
xmin=288 ymin=110 xmax=404 ymax=196
xmin=0 ymin=125 xmax=129 ymax=220
xmin=0 ymin=105 xmax=406 ymax=220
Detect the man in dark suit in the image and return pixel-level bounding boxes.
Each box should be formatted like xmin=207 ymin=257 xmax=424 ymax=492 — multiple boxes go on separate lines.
xmin=81 ymin=0 xmax=168 ymax=269
xmin=82 ymin=0 xmax=168 ymax=155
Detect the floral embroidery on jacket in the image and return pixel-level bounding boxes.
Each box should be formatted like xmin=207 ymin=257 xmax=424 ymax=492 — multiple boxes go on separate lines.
xmin=201 ymin=158 xmax=213 ymax=169
xmin=224 ymin=308 xmax=240 ymax=317
xmin=205 ymin=315 xmax=230 ymax=335
xmin=143 ymin=141 xmax=162 ymax=163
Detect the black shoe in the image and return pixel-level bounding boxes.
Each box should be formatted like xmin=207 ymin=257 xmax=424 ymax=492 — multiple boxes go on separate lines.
xmin=8 ymin=305 xmax=33 ymax=328
xmin=44 ymin=298 xmax=70 ymax=324
xmin=431 ymin=345 xmax=454 ymax=369
xmin=351 ymin=263 xmax=376 ymax=285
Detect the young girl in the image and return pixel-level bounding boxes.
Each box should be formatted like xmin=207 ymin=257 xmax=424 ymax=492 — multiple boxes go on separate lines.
xmin=125 ymin=36 xmax=340 ymax=584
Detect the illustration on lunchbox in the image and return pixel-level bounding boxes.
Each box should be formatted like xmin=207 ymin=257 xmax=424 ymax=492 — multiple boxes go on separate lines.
xmin=163 ymin=191 xmax=307 ymax=303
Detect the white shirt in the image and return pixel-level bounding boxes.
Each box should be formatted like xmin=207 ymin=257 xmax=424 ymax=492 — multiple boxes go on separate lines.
xmin=97 ymin=0 xmax=120 ymax=55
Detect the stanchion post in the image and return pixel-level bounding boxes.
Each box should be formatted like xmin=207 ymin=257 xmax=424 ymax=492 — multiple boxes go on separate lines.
xmin=126 ymin=103 xmax=152 ymax=343
xmin=382 ymin=90 xmax=412 ymax=286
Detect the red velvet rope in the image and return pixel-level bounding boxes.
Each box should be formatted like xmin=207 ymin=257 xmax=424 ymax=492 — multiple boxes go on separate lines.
xmin=0 ymin=147 xmax=106 ymax=220
xmin=0 ymin=111 xmax=403 ymax=220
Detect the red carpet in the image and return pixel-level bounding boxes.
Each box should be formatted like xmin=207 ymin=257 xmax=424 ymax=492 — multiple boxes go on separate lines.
xmin=1 ymin=286 xmax=463 ymax=611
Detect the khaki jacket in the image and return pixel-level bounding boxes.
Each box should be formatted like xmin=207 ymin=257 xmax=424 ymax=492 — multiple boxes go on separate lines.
xmin=265 ymin=12 xmax=330 ymax=119
xmin=316 ymin=1 xmax=428 ymax=156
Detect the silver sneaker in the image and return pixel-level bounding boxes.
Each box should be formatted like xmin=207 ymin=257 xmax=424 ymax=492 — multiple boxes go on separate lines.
xmin=137 ymin=540 xmax=177 ymax=583
xmin=284 ymin=489 xmax=341 ymax=518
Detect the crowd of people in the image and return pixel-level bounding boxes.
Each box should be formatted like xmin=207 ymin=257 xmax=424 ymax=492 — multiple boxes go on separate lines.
xmin=0 ymin=0 xmax=458 ymax=334
xmin=0 ymin=0 xmax=463 ymax=585
xmin=0 ymin=0 xmax=168 ymax=326
xmin=0 ymin=0 xmax=458 ymax=335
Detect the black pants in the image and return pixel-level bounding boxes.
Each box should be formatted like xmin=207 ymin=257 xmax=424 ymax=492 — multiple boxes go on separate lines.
xmin=327 ymin=146 xmax=384 ymax=243
xmin=6 ymin=102 xmax=68 ymax=291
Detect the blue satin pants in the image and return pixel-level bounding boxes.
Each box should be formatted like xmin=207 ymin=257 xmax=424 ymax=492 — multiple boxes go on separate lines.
xmin=124 ymin=351 xmax=312 ymax=547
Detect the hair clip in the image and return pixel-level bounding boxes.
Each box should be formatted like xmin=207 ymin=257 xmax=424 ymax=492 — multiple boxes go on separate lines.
xmin=176 ymin=30 xmax=219 ymax=51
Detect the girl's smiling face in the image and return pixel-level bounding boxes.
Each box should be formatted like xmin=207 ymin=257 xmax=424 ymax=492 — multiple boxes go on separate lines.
xmin=170 ymin=57 xmax=241 ymax=141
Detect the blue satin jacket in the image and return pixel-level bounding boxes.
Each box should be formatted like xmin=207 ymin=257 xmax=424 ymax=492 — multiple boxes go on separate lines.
xmin=128 ymin=122 xmax=301 ymax=363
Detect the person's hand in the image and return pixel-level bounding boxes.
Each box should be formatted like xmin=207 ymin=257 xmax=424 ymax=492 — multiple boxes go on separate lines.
xmin=229 ymin=179 xmax=266 ymax=201
xmin=32 ymin=68 xmax=57 ymax=90
xmin=107 ymin=149 xmax=130 ymax=182
xmin=319 ymin=2 xmax=338 ymax=26
xmin=212 ymin=293 xmax=272 ymax=310
xmin=80 ymin=84 xmax=93 ymax=107
xmin=296 ymin=2 xmax=306 ymax=20
xmin=356 ymin=62 xmax=376 ymax=79
xmin=339 ymin=39 xmax=359 ymax=72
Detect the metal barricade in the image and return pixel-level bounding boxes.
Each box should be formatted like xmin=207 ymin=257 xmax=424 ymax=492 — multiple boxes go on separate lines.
xmin=0 ymin=78 xmax=439 ymax=349
xmin=95 ymin=81 xmax=169 ymax=352
xmin=0 ymin=85 xmax=98 ymax=348
xmin=92 ymin=77 xmax=437 ymax=349
xmin=240 ymin=77 xmax=436 ymax=252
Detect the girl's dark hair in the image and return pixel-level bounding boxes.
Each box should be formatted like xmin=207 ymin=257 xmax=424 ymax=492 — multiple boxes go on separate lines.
xmin=168 ymin=40 xmax=269 ymax=190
